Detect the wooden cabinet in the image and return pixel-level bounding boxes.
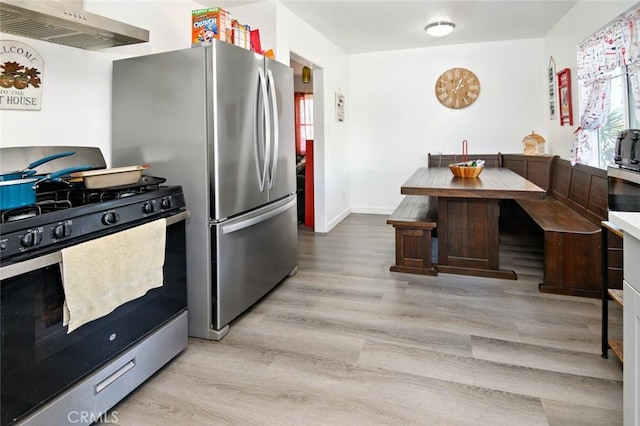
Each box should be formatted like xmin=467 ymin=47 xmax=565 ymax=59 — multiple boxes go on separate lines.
xmin=502 ymin=154 xmax=556 ymax=191
xmin=601 ymin=221 xmax=624 ymax=362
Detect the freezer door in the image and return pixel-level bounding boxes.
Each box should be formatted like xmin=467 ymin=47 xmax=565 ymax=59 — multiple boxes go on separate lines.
xmin=265 ymin=57 xmax=296 ymax=202
xmin=212 ymin=195 xmax=298 ymax=329
xmin=210 ymin=41 xmax=269 ymax=220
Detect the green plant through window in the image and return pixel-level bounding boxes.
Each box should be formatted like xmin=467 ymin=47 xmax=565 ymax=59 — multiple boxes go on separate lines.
xmin=582 ymin=69 xmax=629 ymax=169
xmin=598 ymin=102 xmax=624 ymax=168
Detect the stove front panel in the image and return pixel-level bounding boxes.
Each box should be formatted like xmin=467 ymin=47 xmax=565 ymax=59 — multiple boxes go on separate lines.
xmin=0 ymin=186 xmax=186 ymax=263
xmin=0 ymin=212 xmax=188 ymax=425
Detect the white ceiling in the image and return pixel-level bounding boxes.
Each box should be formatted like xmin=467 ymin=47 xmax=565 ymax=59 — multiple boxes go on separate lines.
xmin=210 ymin=0 xmax=578 ymax=54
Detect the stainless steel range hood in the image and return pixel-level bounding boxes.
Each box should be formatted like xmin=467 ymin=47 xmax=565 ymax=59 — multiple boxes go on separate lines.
xmin=0 ymin=0 xmax=149 ymax=50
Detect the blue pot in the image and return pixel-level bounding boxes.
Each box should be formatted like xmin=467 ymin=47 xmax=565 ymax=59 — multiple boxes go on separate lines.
xmin=0 ymin=165 xmax=92 ymax=211
xmin=0 ymin=178 xmax=38 ymax=210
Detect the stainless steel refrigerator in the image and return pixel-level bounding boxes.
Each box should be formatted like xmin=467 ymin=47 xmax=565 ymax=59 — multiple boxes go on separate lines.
xmin=111 ymin=41 xmax=298 ymax=340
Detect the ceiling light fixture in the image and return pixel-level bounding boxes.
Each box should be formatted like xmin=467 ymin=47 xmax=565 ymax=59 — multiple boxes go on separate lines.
xmin=424 ymin=22 xmax=455 ymax=37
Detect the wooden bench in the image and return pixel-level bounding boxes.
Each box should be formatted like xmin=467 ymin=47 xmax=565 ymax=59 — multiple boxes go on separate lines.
xmin=427 ymin=153 xmax=503 ymax=168
xmin=387 ymin=195 xmax=438 ymax=276
xmin=516 ymin=157 xmax=608 ymax=297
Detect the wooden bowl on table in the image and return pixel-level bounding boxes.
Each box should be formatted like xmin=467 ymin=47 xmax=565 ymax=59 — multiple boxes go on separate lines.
xmin=449 ymin=163 xmax=484 ymax=178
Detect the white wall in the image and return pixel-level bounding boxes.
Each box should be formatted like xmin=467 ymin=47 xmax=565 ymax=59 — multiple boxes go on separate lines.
xmin=225 ymin=0 xmax=276 ymax=56
xmin=543 ymin=0 xmax=637 ymax=158
xmin=348 ymin=38 xmax=545 ymax=213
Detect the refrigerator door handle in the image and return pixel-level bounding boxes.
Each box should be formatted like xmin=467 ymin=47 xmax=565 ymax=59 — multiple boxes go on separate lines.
xmin=254 ymin=67 xmax=271 ymax=192
xmin=266 ymin=69 xmax=279 ymax=190
xmin=221 ymin=197 xmax=296 ymax=235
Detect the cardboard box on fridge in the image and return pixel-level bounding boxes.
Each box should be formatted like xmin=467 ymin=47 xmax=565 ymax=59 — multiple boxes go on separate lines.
xmin=192 ymin=7 xmax=231 ymax=45
xmin=231 ymin=20 xmax=250 ymax=49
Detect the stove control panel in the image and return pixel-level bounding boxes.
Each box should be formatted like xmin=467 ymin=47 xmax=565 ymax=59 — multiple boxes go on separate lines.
xmin=0 ymin=186 xmax=186 ymax=262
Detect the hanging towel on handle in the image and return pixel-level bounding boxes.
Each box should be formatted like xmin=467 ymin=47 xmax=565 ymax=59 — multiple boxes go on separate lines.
xmin=61 ymin=218 xmax=167 ymax=333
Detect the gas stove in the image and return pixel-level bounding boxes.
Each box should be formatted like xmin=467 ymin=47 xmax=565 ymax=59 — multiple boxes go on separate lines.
xmin=0 ymin=146 xmax=189 ymax=426
xmin=0 ymin=181 xmax=186 ymax=263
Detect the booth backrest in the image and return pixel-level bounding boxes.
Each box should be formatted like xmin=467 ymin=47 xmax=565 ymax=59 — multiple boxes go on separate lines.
xmin=549 ymin=158 xmax=608 ymax=225
xmin=427 ymin=153 xmax=502 ymax=168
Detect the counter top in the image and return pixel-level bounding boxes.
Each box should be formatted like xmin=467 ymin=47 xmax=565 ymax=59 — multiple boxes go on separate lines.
xmin=609 ymin=211 xmax=640 ymax=241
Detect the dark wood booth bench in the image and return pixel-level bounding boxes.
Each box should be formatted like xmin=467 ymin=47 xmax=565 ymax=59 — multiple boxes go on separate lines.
xmin=389 ymin=153 xmax=613 ymax=299
xmin=511 ymin=157 xmax=608 ymax=298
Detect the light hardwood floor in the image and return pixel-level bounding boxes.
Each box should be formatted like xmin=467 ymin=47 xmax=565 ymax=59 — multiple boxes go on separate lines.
xmin=108 ymin=214 xmax=623 ymax=425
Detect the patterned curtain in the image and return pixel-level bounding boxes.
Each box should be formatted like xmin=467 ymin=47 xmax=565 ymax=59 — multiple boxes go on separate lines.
xmin=628 ymin=62 xmax=640 ymax=118
xmin=571 ymin=78 xmax=611 ymax=165
xmin=577 ymin=9 xmax=640 ymax=81
xmin=572 ymin=5 xmax=640 ymax=164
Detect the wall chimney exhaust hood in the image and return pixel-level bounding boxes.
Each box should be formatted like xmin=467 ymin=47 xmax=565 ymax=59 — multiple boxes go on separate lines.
xmin=0 ymin=0 xmax=149 ymax=50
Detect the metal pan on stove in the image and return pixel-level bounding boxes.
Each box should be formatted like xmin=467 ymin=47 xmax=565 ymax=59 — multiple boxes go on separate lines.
xmin=70 ymin=164 xmax=150 ymax=189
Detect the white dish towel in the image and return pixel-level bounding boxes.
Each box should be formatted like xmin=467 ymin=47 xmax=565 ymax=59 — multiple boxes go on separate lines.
xmin=61 ymin=218 xmax=166 ymax=333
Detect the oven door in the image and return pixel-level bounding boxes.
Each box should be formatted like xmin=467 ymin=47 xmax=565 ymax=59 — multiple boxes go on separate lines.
xmin=0 ymin=211 xmax=188 ymax=426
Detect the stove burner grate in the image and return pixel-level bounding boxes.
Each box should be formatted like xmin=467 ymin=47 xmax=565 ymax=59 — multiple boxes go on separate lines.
xmin=1 ymin=206 xmax=41 ymax=223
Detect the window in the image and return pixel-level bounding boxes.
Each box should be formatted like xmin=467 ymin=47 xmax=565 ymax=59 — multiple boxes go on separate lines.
xmin=294 ymin=93 xmax=313 ymax=155
xmin=575 ymin=6 xmax=640 ymax=168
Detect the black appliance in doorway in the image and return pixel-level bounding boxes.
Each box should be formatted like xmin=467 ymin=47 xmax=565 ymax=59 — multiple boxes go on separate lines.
xmin=0 ymin=146 xmax=189 ymax=426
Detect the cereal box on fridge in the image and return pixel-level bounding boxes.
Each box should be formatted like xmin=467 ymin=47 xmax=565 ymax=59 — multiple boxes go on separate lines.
xmin=192 ymin=7 xmax=231 ymax=45
xmin=231 ymin=20 xmax=250 ymax=49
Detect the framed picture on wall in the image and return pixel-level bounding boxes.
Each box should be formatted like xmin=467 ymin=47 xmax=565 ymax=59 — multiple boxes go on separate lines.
xmin=556 ymin=67 xmax=573 ymax=126
xmin=548 ymin=57 xmax=556 ymax=120
xmin=335 ymin=92 xmax=345 ymax=122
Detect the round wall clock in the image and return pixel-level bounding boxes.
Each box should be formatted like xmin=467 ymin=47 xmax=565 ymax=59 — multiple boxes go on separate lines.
xmin=435 ymin=67 xmax=480 ymax=109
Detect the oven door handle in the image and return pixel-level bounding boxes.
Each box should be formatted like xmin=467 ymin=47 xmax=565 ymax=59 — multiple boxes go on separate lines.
xmin=0 ymin=211 xmax=190 ymax=281
xmin=1 ymin=251 xmax=62 ymax=280
xmin=166 ymin=210 xmax=190 ymax=226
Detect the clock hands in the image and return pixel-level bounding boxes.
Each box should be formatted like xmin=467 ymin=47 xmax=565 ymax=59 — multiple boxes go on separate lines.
xmin=452 ymin=78 xmax=464 ymax=94
xmin=452 ymin=71 xmax=470 ymax=93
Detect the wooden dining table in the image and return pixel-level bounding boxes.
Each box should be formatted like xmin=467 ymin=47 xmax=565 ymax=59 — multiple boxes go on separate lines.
xmin=401 ymin=167 xmax=546 ymax=280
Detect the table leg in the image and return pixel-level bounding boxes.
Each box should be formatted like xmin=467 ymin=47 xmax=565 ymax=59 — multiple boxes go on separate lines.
xmin=436 ymin=197 xmax=517 ymax=280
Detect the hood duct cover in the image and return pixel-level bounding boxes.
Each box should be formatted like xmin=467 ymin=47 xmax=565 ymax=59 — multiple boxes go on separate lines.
xmin=0 ymin=0 xmax=149 ymax=50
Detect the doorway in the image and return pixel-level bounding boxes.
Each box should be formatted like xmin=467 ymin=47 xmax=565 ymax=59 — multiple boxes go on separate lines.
xmin=290 ymin=56 xmax=316 ymax=229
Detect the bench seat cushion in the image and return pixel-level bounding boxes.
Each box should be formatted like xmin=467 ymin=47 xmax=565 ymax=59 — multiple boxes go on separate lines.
xmin=517 ymin=198 xmax=600 ymax=234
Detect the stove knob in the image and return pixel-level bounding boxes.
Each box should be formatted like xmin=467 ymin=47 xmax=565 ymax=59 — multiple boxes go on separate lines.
xmin=53 ymin=222 xmax=72 ymax=240
xmin=160 ymin=197 xmax=172 ymax=210
xmin=142 ymin=201 xmax=156 ymax=214
xmin=21 ymin=229 xmax=42 ymax=248
xmin=102 ymin=211 xmax=120 ymax=226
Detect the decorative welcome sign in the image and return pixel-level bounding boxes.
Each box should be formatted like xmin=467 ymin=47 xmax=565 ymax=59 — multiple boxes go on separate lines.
xmin=0 ymin=40 xmax=43 ymax=110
